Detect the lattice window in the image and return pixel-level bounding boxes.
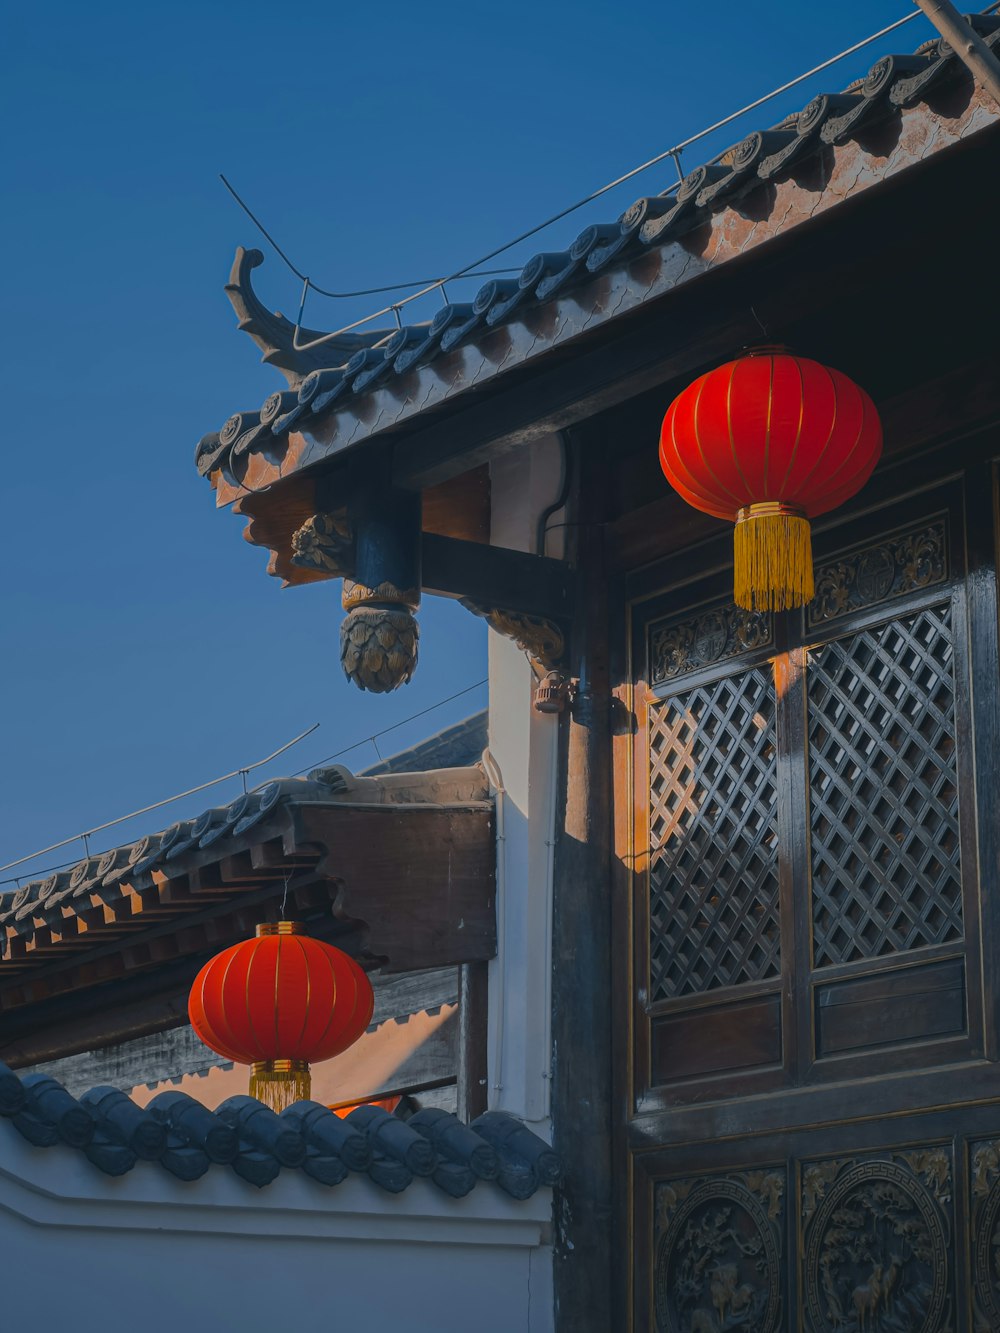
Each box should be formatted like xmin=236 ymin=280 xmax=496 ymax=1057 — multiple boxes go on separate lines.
xmin=808 ymin=604 xmax=963 ymax=968
xmin=649 ymin=669 xmax=780 ymax=1002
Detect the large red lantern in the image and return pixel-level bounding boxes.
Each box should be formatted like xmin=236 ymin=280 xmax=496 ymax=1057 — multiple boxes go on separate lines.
xmin=659 ymin=348 xmax=882 ymax=611
xmin=189 ymin=922 xmax=374 ymax=1111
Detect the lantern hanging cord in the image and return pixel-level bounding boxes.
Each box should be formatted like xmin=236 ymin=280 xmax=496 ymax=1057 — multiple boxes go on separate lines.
xmin=220 ymin=6 xmax=945 ymax=348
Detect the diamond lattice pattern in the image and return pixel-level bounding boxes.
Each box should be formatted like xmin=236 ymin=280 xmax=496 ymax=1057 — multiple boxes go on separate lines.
xmin=809 ymin=605 xmax=963 ymax=968
xmin=648 ymin=669 xmax=780 ymax=1002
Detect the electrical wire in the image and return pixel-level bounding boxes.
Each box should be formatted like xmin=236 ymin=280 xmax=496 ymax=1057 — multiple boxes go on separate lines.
xmin=219 ymin=175 xmax=520 ymax=298
xmin=0 ymin=857 xmax=80 ymax=891
xmin=1 ymin=680 xmax=491 ymax=892
xmin=222 ymin=8 xmax=928 ymax=349
xmin=0 ymin=723 xmax=320 ymax=879
xmin=291 ymin=678 xmax=489 ymax=775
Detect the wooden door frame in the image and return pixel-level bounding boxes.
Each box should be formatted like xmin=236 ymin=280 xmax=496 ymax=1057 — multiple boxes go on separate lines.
xmin=608 ymin=423 xmax=1000 ymax=1331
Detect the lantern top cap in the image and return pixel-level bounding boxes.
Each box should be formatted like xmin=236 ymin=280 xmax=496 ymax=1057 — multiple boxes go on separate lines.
xmin=741 ymin=343 xmax=790 ymax=358
xmin=255 ymin=920 xmax=303 ymax=937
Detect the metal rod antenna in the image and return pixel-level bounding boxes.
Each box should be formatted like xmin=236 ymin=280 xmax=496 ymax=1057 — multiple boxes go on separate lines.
xmin=911 ymin=0 xmax=1000 ymax=104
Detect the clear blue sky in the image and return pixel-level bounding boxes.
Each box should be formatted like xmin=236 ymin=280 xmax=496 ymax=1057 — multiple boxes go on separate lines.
xmin=0 ymin=1 xmax=935 ymax=881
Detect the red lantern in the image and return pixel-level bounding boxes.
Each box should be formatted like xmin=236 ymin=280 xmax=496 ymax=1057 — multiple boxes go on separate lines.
xmin=188 ymin=921 xmax=374 ymax=1111
xmin=659 ymin=348 xmax=882 ymax=610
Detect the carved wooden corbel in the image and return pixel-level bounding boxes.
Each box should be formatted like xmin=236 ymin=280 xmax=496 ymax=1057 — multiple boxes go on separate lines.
xmin=461 ymin=600 xmax=566 ymax=673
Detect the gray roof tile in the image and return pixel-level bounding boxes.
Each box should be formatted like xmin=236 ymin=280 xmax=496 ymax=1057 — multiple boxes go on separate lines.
xmin=0 ymin=1059 xmax=557 ymax=1199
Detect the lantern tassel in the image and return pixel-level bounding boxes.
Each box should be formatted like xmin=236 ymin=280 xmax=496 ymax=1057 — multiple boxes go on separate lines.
xmin=250 ymin=1060 xmax=311 ymax=1113
xmin=733 ymin=503 xmax=814 ymax=612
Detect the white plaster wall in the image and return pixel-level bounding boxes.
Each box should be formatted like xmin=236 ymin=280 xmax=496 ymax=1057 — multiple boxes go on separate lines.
xmin=0 ymin=1129 xmax=553 ymax=1333
xmin=486 ymin=437 xmax=566 ymax=1134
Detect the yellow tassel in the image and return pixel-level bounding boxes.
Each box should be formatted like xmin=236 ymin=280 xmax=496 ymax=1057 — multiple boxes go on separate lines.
xmin=249 ymin=1060 xmax=311 ymax=1113
xmin=733 ymin=503 xmax=814 ymax=612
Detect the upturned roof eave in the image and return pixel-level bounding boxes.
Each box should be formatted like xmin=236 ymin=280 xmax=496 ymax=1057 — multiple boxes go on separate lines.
xmin=201 ymin=27 xmax=1000 ymax=501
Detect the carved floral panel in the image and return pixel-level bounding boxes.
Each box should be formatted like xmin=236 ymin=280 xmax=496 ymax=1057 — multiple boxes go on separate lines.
xmin=801 ymin=1148 xmax=953 ymax=1332
xmin=654 ymin=1169 xmax=785 ymax=1332
xmin=972 ymin=1138 xmax=1000 ymax=1332
xmin=807 ymin=518 xmax=947 ymax=629
xmin=649 ymin=602 xmax=772 ymax=686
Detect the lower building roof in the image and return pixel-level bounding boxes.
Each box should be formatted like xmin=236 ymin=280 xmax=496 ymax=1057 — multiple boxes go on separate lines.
xmin=0 ymin=764 xmax=494 ymax=1067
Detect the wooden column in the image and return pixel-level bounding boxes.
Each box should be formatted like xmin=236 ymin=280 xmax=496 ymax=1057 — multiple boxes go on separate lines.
xmin=551 ymin=423 xmax=614 ymax=1330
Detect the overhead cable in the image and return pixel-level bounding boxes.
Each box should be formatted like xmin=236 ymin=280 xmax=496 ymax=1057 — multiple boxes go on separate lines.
xmin=1 ymin=678 xmax=490 ymax=886
xmin=290 ymin=678 xmax=488 ymax=775
xmin=0 ymin=723 xmax=320 ymax=877
xmin=222 ymin=8 xmax=926 ymax=348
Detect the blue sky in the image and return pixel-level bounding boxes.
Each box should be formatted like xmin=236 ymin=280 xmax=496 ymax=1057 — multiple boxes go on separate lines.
xmin=0 ymin=1 xmax=936 ymax=881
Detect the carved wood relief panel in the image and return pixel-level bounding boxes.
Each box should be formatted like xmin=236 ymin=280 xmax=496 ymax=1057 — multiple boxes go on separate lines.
xmin=650 ymin=602 xmax=773 ymax=685
xmin=801 ymin=1149 xmax=953 ymax=1333
xmin=653 ymin=1169 xmax=785 ymax=1333
xmin=807 ymin=517 xmax=947 ymax=630
xmin=971 ymin=1138 xmax=1000 ymax=1331
xmin=645 ymin=1141 xmax=971 ymax=1333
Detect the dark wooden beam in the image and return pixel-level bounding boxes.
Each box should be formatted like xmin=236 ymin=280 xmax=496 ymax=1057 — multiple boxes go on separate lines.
xmin=422 ymin=533 xmax=573 ymax=621
xmin=0 ymin=960 xmax=198 ymax=1068
xmin=292 ymin=803 xmax=497 ymax=974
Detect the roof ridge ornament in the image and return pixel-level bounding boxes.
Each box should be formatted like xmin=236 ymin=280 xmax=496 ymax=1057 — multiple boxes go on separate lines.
xmin=224 ymin=248 xmax=389 ymax=388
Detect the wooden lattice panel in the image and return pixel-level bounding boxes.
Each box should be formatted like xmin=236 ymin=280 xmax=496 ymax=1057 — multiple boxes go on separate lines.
xmin=808 ymin=604 xmax=963 ymax=968
xmin=648 ymin=669 xmax=780 ymax=1002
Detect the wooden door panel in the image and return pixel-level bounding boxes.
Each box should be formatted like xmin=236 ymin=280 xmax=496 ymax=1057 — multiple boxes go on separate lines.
xmin=622 ymin=461 xmax=1000 ymax=1331
xmin=632 ymin=483 xmax=983 ymax=1109
xmin=636 ymin=1102 xmax=1000 ymax=1331
xmin=813 ymin=956 xmax=966 ymax=1059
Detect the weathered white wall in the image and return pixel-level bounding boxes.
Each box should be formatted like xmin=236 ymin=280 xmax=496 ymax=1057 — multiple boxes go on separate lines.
xmin=486 ymin=437 xmax=566 ymax=1132
xmin=0 ymin=1127 xmax=553 ymax=1333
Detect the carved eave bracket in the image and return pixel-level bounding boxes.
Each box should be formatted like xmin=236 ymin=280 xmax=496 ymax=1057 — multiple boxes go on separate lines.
xmin=290 ymin=510 xmax=353 ymax=577
xmin=461 ymin=600 xmax=567 ymax=673
xmin=225 ymin=247 xmax=390 ymax=388
xmin=239 ymin=483 xmax=574 ymax=691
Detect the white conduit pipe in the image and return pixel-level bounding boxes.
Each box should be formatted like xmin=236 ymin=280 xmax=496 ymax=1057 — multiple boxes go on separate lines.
xmin=481 ymin=746 xmax=507 ymax=1101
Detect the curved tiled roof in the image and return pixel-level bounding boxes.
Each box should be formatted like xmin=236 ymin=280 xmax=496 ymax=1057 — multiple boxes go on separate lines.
xmin=0 ymin=769 xmax=354 ymax=949
xmin=0 ymin=1059 xmax=558 ymax=1198
xmin=0 ymin=764 xmax=490 ymax=971
xmin=195 ymin=15 xmax=1000 ymax=489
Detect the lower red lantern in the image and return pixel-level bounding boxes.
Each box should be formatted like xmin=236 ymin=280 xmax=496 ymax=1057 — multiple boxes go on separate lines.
xmin=188 ymin=921 xmax=374 ymax=1112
